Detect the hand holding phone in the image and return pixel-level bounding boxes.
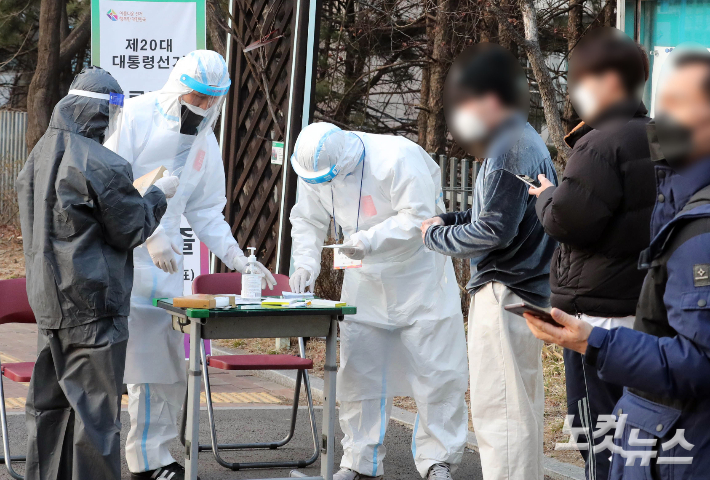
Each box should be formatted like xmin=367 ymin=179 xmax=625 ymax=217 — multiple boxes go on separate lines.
xmin=515 ymin=174 xmax=542 ymax=188
xmin=504 ymin=302 xmax=563 ymax=327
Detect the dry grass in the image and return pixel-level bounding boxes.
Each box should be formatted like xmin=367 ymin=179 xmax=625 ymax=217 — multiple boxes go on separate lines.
xmin=543 ymin=343 xmax=583 ymax=466
xmin=0 ymin=157 xmax=22 ymax=227
xmin=0 ymin=224 xmax=25 ymax=280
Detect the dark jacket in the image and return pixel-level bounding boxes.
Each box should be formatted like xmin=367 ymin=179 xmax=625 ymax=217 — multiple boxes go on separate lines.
xmin=425 ymin=122 xmax=558 ymax=307
xmin=535 ymin=103 xmax=655 ymax=316
xmin=16 ymin=67 xmax=167 ymax=329
xmin=585 ymin=159 xmax=710 ymax=480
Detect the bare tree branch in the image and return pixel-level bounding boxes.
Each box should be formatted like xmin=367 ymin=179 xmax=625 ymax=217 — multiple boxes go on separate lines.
xmin=58 ymin=12 xmax=90 ymax=65
xmin=488 ymin=0 xmax=570 ymax=162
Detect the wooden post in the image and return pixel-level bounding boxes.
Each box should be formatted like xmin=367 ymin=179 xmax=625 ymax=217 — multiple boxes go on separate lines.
xmin=461 ymin=158 xmax=470 ymax=212
xmin=276 ymin=0 xmax=322 ymax=274
xmin=439 ymin=154 xmax=448 ymax=212
xmin=449 ymin=157 xmax=458 ymax=212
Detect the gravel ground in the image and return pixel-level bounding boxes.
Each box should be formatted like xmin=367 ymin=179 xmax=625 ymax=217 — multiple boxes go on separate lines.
xmin=0 ymin=225 xmax=24 ymax=280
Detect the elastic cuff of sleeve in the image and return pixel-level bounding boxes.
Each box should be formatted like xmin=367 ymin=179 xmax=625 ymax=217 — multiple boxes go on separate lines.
xmin=349 ymin=233 xmax=371 ymax=253
xmin=423 ymin=224 xmax=442 ymax=250
xmin=437 ymin=212 xmax=457 ymax=226
xmin=227 ymin=243 xmax=244 ymax=259
xmin=147 ymin=224 xmax=165 ymax=241
xmin=584 ymin=326 xmax=608 ymax=367
xmin=535 ymin=185 xmax=556 ymax=217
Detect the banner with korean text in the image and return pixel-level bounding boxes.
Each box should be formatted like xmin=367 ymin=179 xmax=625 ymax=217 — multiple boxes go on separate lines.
xmin=91 ymin=0 xmax=211 ymax=356
xmin=91 ymin=0 xmax=206 ymax=97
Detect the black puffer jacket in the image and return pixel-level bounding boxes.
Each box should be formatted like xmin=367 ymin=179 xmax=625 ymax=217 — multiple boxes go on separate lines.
xmin=535 ymin=103 xmax=656 ymax=316
xmin=16 ymin=67 xmax=167 ymax=329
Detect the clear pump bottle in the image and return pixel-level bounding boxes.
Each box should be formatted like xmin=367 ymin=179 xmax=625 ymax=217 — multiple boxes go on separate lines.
xmin=241 ymin=247 xmax=263 ymax=299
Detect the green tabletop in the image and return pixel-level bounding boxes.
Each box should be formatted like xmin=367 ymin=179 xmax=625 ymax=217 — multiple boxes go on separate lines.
xmin=154 ymin=297 xmax=357 ymax=319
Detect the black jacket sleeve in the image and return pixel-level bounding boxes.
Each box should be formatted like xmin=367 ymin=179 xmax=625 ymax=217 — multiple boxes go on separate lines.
xmin=536 ymin=143 xmax=623 ymax=247
xmin=438 ymin=209 xmax=472 ymax=226
xmin=87 ymin=154 xmax=167 ymax=251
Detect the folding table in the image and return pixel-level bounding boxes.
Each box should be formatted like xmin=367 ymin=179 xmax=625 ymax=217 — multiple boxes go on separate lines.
xmin=154 ymin=298 xmax=356 ymax=480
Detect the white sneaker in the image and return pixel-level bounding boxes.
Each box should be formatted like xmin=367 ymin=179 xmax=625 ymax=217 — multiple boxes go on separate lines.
xmin=426 ymin=464 xmax=452 ymax=480
xmin=333 ymin=468 xmax=383 ymax=480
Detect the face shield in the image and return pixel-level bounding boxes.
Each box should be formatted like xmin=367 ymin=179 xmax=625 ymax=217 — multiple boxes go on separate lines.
xmin=153 ymin=51 xmax=231 ymax=141
xmin=177 ymin=73 xmax=229 ymax=137
xmin=106 ymin=92 xmax=125 ymax=147
xmin=67 ymin=89 xmax=124 ymax=146
xmin=290 ymin=123 xmax=365 ymax=184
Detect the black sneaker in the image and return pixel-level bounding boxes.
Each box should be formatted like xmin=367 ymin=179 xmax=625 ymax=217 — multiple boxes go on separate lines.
xmin=130 ymin=462 xmax=199 ymax=480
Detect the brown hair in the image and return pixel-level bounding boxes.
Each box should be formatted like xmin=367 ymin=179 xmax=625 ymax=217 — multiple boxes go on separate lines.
xmin=569 ymin=29 xmax=648 ymax=95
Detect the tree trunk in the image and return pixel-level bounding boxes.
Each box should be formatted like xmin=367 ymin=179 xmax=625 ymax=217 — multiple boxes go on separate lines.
xmin=418 ymin=7 xmax=433 ymax=148
xmin=603 ymin=0 xmax=616 ymax=27
xmin=418 ymin=62 xmax=430 ymax=148
xmin=26 ymin=0 xmax=63 ymax=151
xmin=425 ymin=0 xmax=449 ymax=154
xmin=207 ymin=0 xmax=227 ymax=57
xmin=332 ymin=0 xmax=367 ymax=122
xmin=497 ymin=0 xmax=512 ymax=50
xmin=519 ymin=0 xmax=570 ymax=163
xmin=479 ymin=3 xmax=496 ymax=43
xmin=9 ymin=72 xmax=32 ymax=110
xmin=26 ymin=4 xmax=92 ymax=151
xmin=564 ymin=0 xmax=583 ymax=132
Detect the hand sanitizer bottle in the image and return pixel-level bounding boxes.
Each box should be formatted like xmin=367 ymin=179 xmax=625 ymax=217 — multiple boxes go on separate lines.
xmin=241 ymin=247 xmax=263 ymax=299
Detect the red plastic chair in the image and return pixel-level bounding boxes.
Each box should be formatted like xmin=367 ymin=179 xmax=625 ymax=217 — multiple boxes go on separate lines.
xmin=183 ymin=272 xmax=318 ymax=471
xmin=0 ymin=277 xmax=35 ymax=480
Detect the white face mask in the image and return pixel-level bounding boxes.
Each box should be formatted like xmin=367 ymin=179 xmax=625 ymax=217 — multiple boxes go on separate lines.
xmin=181 ymin=100 xmax=210 ymax=117
xmin=452 ymin=108 xmax=488 ymax=142
xmin=571 ymin=85 xmax=599 ymax=119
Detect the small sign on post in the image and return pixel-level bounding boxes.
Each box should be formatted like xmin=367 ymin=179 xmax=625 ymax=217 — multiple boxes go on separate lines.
xmin=271 ymin=140 xmax=285 ymax=165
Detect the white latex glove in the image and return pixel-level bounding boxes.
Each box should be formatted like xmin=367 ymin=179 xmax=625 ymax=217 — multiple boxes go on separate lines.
xmin=289 ymin=267 xmax=313 ymax=294
xmin=153 ymin=171 xmax=180 ymax=199
xmin=224 ymin=245 xmax=277 ymax=290
xmin=145 ymin=226 xmax=181 ymax=274
xmin=339 ymin=239 xmax=366 ymax=260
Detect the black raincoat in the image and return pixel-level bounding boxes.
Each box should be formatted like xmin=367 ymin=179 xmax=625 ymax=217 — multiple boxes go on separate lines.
xmin=16 ymin=67 xmax=167 ymax=329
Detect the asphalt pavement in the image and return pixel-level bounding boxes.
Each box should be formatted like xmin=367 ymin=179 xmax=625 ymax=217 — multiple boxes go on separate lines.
xmin=0 ymin=406 xmax=483 ymax=480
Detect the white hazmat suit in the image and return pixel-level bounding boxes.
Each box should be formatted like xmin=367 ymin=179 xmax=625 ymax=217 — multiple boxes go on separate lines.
xmin=289 ymin=123 xmax=469 ymax=479
xmin=108 ymin=50 xmax=275 ymax=475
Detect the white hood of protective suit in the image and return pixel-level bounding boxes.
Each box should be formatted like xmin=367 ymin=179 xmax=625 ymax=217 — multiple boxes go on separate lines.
xmin=155 ymin=50 xmax=230 ymax=128
xmin=292 ymin=122 xmax=365 ymax=179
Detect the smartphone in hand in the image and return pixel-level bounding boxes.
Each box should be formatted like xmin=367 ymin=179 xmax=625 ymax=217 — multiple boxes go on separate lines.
xmin=504 ymin=302 xmax=563 ymax=327
xmin=515 ymin=174 xmax=542 ymax=188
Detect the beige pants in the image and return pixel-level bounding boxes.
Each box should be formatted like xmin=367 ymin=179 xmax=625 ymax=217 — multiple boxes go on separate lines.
xmin=468 ymin=282 xmax=544 ymax=480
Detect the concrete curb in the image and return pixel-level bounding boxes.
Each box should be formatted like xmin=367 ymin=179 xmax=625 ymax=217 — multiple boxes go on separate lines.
xmin=212 ymin=346 xmax=585 ymax=480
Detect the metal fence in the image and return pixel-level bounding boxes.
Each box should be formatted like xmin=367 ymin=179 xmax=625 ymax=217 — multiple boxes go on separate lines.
xmin=0 ymin=110 xmax=28 ymax=218
xmin=431 ymin=153 xmax=480 ymax=213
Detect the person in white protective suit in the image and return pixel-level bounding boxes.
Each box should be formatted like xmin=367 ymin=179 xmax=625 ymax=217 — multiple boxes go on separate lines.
xmin=107 ymin=50 xmax=277 ymax=480
xmin=289 ymin=122 xmax=469 ymax=480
